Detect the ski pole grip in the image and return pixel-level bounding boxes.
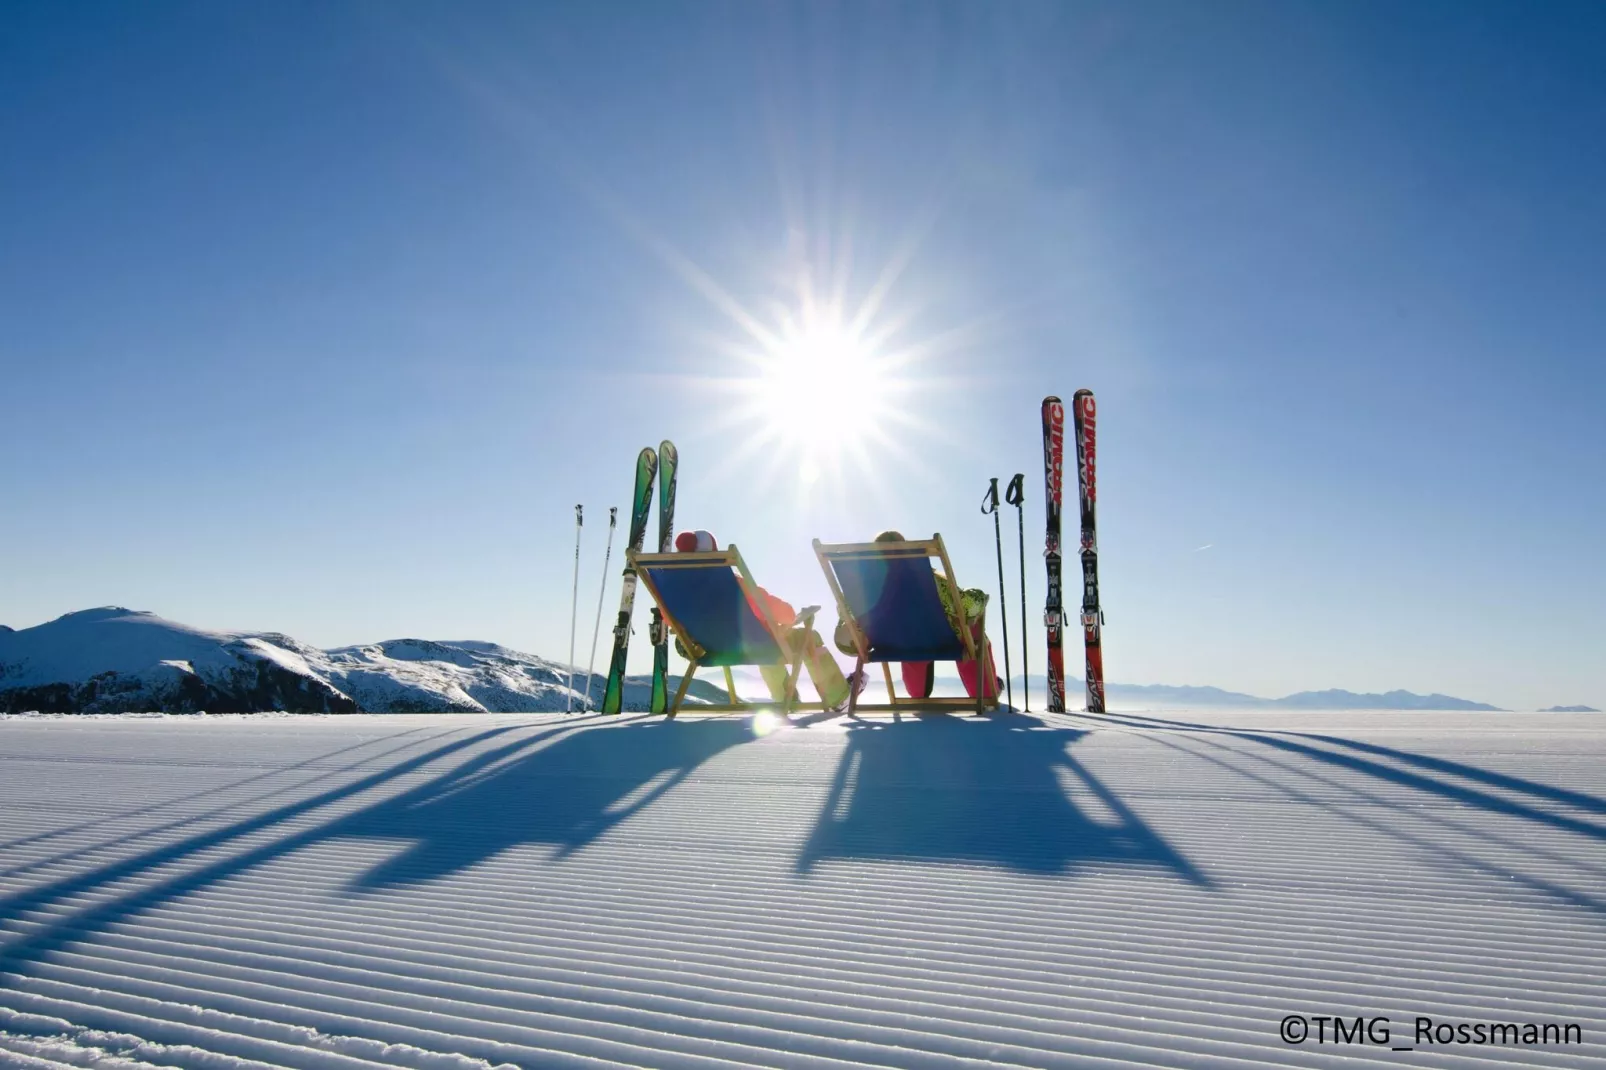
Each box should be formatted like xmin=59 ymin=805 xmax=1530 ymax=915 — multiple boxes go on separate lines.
xmin=1005 ymin=473 xmax=1025 ymax=506
xmin=981 ymin=477 xmax=999 ymax=514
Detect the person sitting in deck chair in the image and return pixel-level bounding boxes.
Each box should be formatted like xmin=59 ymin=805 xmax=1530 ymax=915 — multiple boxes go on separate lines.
xmin=832 ymin=530 xmax=1001 ymax=701
xmin=675 ymin=530 xmax=860 ymax=710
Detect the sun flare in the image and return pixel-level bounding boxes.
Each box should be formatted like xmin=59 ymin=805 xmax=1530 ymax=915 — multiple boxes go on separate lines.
xmin=758 ymin=318 xmax=886 ymax=436
xmin=653 ymin=224 xmax=951 ymax=499
xmin=744 ymin=309 xmax=894 ymax=483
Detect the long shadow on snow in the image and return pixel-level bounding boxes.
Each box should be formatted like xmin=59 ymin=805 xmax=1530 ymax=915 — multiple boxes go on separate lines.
xmin=335 ymin=718 xmax=758 ymax=890
xmin=0 ymin=714 xmax=748 ymax=977
xmin=1095 ymin=712 xmax=1606 ymax=843
xmin=0 ymin=724 xmax=460 ymax=881
xmin=797 ymin=712 xmax=1209 ymax=884
xmin=1089 ymin=711 xmax=1606 ymax=914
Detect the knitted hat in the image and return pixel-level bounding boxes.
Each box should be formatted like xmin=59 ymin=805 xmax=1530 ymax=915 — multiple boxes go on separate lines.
xmin=675 ymin=530 xmax=719 ymax=552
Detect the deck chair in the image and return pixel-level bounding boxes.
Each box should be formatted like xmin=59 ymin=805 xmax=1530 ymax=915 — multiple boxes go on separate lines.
xmin=813 ymin=534 xmax=999 ymax=715
xmin=629 ymin=545 xmax=826 ymax=719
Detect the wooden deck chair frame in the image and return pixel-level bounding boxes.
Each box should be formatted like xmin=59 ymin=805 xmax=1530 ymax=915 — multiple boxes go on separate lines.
xmin=629 ymin=545 xmax=826 ymax=719
xmin=813 ymin=534 xmax=998 ymax=715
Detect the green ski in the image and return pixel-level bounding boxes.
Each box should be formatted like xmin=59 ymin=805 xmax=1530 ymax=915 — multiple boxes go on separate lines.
xmin=600 ymin=447 xmax=658 ymax=714
xmin=649 ymin=441 xmax=678 ymax=713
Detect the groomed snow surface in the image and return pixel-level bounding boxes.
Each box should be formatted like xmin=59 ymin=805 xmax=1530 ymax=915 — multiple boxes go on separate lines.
xmin=1 ymin=710 xmax=1602 ymax=1069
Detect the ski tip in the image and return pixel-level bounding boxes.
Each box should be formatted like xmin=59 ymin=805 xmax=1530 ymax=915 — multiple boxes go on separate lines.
xmin=1042 ymin=395 xmax=1062 ymax=405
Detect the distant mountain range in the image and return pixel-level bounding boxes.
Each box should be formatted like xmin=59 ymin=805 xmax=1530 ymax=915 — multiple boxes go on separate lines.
xmin=0 ymin=608 xmax=724 ymax=714
xmin=985 ymin=675 xmax=1517 ymax=712
xmin=1 ymin=608 xmax=1590 ymax=714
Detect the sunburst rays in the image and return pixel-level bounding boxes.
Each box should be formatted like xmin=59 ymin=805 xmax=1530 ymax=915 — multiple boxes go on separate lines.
xmin=433 ymin=35 xmax=995 ymax=517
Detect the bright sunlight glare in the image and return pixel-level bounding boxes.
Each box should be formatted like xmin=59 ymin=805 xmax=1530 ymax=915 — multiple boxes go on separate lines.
xmin=664 ymin=227 xmax=945 ymax=501
xmin=750 ymin=710 xmax=786 ymax=737
xmin=747 ymin=312 xmax=891 ymax=484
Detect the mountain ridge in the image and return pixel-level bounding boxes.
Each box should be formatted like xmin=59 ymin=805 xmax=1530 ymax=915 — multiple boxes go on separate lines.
xmin=1 ymin=607 xmax=1574 ymax=713
xmin=987 ymin=674 xmax=1510 ymax=711
xmin=0 ymin=607 xmax=721 ymax=714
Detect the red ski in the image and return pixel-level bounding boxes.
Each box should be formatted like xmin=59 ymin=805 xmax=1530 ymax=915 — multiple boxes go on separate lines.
xmin=1041 ymin=397 xmax=1067 ymax=712
xmin=1072 ymin=389 xmax=1105 ymax=713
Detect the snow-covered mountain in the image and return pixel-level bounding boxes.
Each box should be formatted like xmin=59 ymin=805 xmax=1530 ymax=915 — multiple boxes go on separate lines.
xmin=0 ymin=607 xmax=1548 ymax=713
xmin=0 ymin=608 xmax=722 ymax=714
xmin=1272 ymin=687 xmax=1502 ymax=711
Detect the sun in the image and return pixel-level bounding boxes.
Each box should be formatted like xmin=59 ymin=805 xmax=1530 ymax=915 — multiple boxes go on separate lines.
xmin=743 ymin=307 xmax=894 ymax=484
xmin=634 ymin=223 xmax=946 ymax=497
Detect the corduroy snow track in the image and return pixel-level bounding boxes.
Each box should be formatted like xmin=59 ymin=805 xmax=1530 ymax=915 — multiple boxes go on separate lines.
xmin=1 ymin=710 xmax=1602 ymax=1069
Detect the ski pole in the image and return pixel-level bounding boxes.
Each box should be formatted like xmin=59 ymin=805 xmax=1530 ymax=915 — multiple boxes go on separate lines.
xmin=567 ymin=504 xmax=583 ymax=713
xmin=981 ymin=478 xmax=1013 ymax=712
xmin=582 ymin=506 xmax=619 ymax=710
xmin=1005 ymin=473 xmax=1028 ymax=711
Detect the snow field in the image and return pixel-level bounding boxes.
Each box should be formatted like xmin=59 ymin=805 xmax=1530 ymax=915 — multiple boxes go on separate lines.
xmin=1 ymin=710 xmax=1602 ymax=1068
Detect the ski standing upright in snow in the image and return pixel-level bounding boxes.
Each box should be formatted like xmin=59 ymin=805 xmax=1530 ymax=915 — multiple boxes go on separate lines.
xmin=1071 ymin=388 xmax=1106 ymax=713
xmin=649 ymin=440 xmax=678 ymax=714
xmin=1041 ymin=396 xmax=1068 ymax=712
xmin=601 ymin=448 xmax=658 ymax=714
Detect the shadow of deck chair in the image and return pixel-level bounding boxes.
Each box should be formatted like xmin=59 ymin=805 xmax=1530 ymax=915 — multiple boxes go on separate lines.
xmin=629 ymin=546 xmax=827 ymax=719
xmin=813 ymin=534 xmax=999 ymax=715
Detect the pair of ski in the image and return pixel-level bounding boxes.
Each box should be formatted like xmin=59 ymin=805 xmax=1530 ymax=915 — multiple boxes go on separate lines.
xmin=1042 ymin=391 xmax=1104 ymax=714
xmin=599 ymin=441 xmax=678 ymax=715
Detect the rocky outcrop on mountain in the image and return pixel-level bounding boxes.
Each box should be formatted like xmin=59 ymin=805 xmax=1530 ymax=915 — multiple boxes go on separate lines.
xmin=0 ymin=658 xmax=357 ymax=714
xmin=0 ymin=610 xmax=355 ymax=713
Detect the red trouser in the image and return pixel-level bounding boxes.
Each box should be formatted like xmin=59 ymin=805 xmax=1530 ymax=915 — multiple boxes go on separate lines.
xmin=901 ymin=622 xmax=998 ymax=700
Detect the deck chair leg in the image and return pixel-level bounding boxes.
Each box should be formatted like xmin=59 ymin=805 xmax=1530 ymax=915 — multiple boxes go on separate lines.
xmin=961 ymin=615 xmax=992 ymax=715
xmin=668 ymin=658 xmax=700 ymax=719
xmin=782 ymin=635 xmax=806 ymax=719
xmin=882 ymin=662 xmax=897 ymax=703
xmin=847 ymin=654 xmax=864 ymax=717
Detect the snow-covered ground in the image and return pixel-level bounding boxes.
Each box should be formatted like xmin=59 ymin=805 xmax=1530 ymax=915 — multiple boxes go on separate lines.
xmin=1 ymin=709 xmax=1601 ymax=1068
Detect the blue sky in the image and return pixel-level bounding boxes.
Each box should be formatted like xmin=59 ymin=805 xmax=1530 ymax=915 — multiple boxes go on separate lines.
xmin=2 ymin=1 xmax=1602 ymax=709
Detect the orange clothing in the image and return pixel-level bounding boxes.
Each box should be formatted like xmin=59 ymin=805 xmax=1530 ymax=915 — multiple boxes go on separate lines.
xmin=746 ymin=587 xmax=796 ymax=629
xmin=747 ymin=587 xmax=850 ymax=708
